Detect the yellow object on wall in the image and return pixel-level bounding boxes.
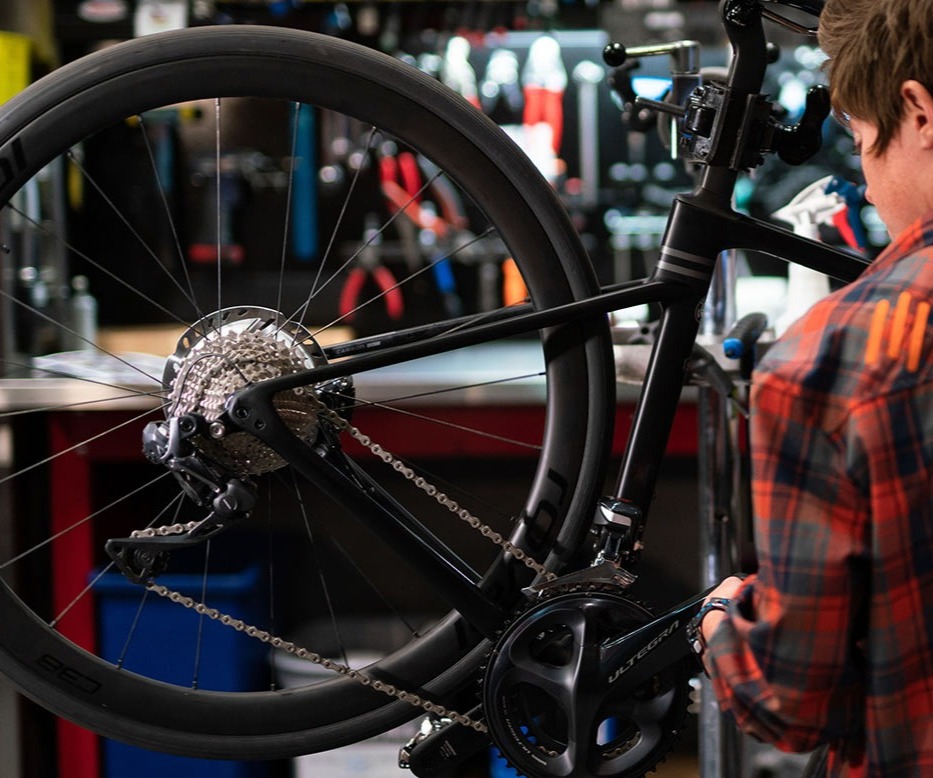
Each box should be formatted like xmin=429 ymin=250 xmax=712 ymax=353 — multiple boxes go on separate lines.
xmin=0 ymin=31 xmax=30 ymax=104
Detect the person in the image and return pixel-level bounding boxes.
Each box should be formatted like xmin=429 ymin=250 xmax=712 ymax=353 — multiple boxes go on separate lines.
xmin=693 ymin=1 xmax=933 ymax=775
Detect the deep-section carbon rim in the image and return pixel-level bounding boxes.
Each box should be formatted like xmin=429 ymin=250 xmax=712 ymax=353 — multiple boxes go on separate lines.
xmin=0 ymin=26 xmax=614 ymax=758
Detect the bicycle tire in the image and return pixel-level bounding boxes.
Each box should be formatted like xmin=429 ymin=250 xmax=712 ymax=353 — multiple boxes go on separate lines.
xmin=0 ymin=25 xmax=615 ymax=758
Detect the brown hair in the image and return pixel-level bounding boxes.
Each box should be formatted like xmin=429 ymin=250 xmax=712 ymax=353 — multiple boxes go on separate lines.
xmin=819 ymin=0 xmax=933 ymax=155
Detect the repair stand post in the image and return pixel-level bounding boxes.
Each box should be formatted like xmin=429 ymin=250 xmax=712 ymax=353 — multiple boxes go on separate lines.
xmin=697 ymin=249 xmax=747 ymax=777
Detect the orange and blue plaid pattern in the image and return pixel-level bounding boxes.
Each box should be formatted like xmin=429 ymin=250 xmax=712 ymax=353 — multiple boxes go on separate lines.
xmin=706 ymin=214 xmax=933 ymax=777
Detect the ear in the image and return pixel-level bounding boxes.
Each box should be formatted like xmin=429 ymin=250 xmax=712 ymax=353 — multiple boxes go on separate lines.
xmin=900 ymin=80 xmax=933 ymax=149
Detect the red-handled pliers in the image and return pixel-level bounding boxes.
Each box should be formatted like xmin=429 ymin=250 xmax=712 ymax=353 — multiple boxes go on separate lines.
xmin=378 ymin=150 xmax=467 ymax=237
xmin=339 ymin=215 xmax=404 ymax=322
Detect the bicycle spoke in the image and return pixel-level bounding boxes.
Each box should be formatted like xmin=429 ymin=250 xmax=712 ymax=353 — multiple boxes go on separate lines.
xmin=66 ymin=149 xmax=202 ymax=316
xmin=263 ymin=482 xmax=278 ymax=690
xmin=114 ymin=587 xmax=150 ymax=670
xmin=354 ymin=399 xmax=542 ymax=452
xmin=0 ymin=469 xmax=173 ymax=571
xmin=277 ymin=103 xmax=301 ymax=315
xmin=137 ymin=114 xmax=205 ymax=326
xmin=212 ymin=99 xmax=224 ymax=317
xmin=52 ymin=563 xmax=118 ymax=630
xmin=191 ymin=538 xmax=212 ymax=689
xmin=287 ymin=464 xmax=427 ymax=621
xmin=0 ymin=393 xmax=162 ymax=419
xmin=0 ymin=26 xmax=611 ymax=755
xmin=290 ymin=470 xmax=350 ymax=667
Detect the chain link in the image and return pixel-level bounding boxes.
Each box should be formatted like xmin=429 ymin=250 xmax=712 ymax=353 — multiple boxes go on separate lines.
xmin=310 ymin=397 xmax=556 ymax=581
xmin=132 ymin=395 xmax=560 ymax=734
xmin=132 ymin=521 xmax=202 ymax=538
xmin=143 ymin=579 xmax=487 ymax=731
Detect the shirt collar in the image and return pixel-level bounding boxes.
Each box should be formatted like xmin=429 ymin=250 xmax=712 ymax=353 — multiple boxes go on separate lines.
xmin=866 ymin=210 xmax=933 ymax=276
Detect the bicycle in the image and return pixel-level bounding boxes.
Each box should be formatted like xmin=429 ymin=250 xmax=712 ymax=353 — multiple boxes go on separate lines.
xmin=0 ymin=0 xmax=865 ymax=776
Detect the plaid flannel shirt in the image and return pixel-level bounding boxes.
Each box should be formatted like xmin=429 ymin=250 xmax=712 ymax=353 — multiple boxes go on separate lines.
xmin=705 ymin=213 xmax=933 ymax=777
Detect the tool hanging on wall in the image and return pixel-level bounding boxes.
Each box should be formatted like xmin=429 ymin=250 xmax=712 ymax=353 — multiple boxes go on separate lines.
xmin=501 ymin=257 xmax=528 ymax=307
xmin=419 ymin=202 xmax=462 ymax=318
xmin=188 ymin=151 xmax=288 ymax=266
xmin=480 ymin=48 xmax=524 ymax=124
xmin=441 ymin=36 xmax=481 ymax=109
xmin=572 ymin=59 xmax=604 ymax=209
xmin=290 ymin=102 xmax=318 ymax=262
xmin=522 ymin=35 xmax=566 ymax=154
xmin=378 ymin=148 xmax=467 ymax=318
xmin=338 ymin=212 xmax=403 ymax=322
xmin=189 ymin=154 xmax=248 ymax=266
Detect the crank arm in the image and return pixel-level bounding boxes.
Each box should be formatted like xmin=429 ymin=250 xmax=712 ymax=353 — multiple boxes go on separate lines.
xmin=601 ymin=591 xmax=707 ymax=697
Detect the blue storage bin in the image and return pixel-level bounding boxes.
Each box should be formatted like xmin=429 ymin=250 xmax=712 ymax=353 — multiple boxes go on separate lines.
xmin=93 ymin=564 xmax=271 ymax=778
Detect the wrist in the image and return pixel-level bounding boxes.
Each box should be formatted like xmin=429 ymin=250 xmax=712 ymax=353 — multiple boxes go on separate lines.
xmin=686 ymin=597 xmax=731 ymax=657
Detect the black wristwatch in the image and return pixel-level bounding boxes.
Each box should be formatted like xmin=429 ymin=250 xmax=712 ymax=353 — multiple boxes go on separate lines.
xmin=686 ymin=597 xmax=731 ymax=656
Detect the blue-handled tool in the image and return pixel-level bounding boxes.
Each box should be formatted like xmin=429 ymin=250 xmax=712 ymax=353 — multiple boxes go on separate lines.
xmin=290 ymin=102 xmax=318 ymax=262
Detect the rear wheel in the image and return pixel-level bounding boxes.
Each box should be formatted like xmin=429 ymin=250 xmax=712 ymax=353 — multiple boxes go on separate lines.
xmin=0 ymin=26 xmax=614 ymax=757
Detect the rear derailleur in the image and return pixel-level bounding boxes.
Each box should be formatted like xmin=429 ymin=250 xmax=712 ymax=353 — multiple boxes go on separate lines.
xmin=105 ymin=412 xmax=256 ymax=584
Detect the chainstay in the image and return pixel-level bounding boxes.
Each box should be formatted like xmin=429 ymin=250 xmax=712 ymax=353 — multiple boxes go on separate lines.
xmin=130 ymin=393 xmax=564 ymax=735
xmin=309 ymin=395 xmax=556 ymax=582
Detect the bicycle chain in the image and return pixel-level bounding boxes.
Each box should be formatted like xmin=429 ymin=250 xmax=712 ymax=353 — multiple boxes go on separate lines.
xmin=309 ymin=396 xmax=556 ymax=582
xmin=143 ymin=579 xmax=487 ymax=732
xmin=130 ymin=394 xmax=560 ymax=733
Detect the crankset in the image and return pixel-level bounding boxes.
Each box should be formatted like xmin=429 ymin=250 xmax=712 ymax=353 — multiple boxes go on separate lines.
xmin=483 ymin=586 xmax=701 ymax=777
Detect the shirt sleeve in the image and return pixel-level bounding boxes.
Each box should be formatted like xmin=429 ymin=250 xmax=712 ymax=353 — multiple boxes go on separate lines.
xmin=703 ymin=368 xmax=867 ymax=753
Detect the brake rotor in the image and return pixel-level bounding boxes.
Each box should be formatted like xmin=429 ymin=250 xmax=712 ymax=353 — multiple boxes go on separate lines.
xmin=483 ymin=589 xmax=691 ymax=777
xmin=164 ymin=306 xmax=326 ymax=475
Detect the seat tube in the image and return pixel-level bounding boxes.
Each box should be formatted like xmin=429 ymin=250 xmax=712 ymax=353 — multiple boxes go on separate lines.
xmin=615 ymin=295 xmax=703 ymax=513
xmin=615 ymin=197 xmax=720 ymax=514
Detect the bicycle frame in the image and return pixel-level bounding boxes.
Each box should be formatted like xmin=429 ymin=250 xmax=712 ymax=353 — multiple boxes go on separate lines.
xmin=0 ymin=0 xmax=889 ymax=770
xmin=222 ymin=0 xmax=868 ymax=645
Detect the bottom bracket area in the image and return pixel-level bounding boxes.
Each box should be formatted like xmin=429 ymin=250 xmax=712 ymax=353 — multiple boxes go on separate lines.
xmin=483 ymin=590 xmax=692 ymax=777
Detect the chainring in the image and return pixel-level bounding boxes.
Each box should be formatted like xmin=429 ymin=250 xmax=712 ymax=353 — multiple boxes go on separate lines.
xmin=483 ymin=587 xmax=692 ymax=777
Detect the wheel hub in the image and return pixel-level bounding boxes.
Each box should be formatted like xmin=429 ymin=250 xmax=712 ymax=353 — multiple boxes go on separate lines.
xmin=164 ymin=306 xmax=326 ymax=475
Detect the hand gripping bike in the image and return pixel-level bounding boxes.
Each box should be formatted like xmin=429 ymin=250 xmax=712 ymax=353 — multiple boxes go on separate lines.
xmin=0 ymin=0 xmax=862 ymax=776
